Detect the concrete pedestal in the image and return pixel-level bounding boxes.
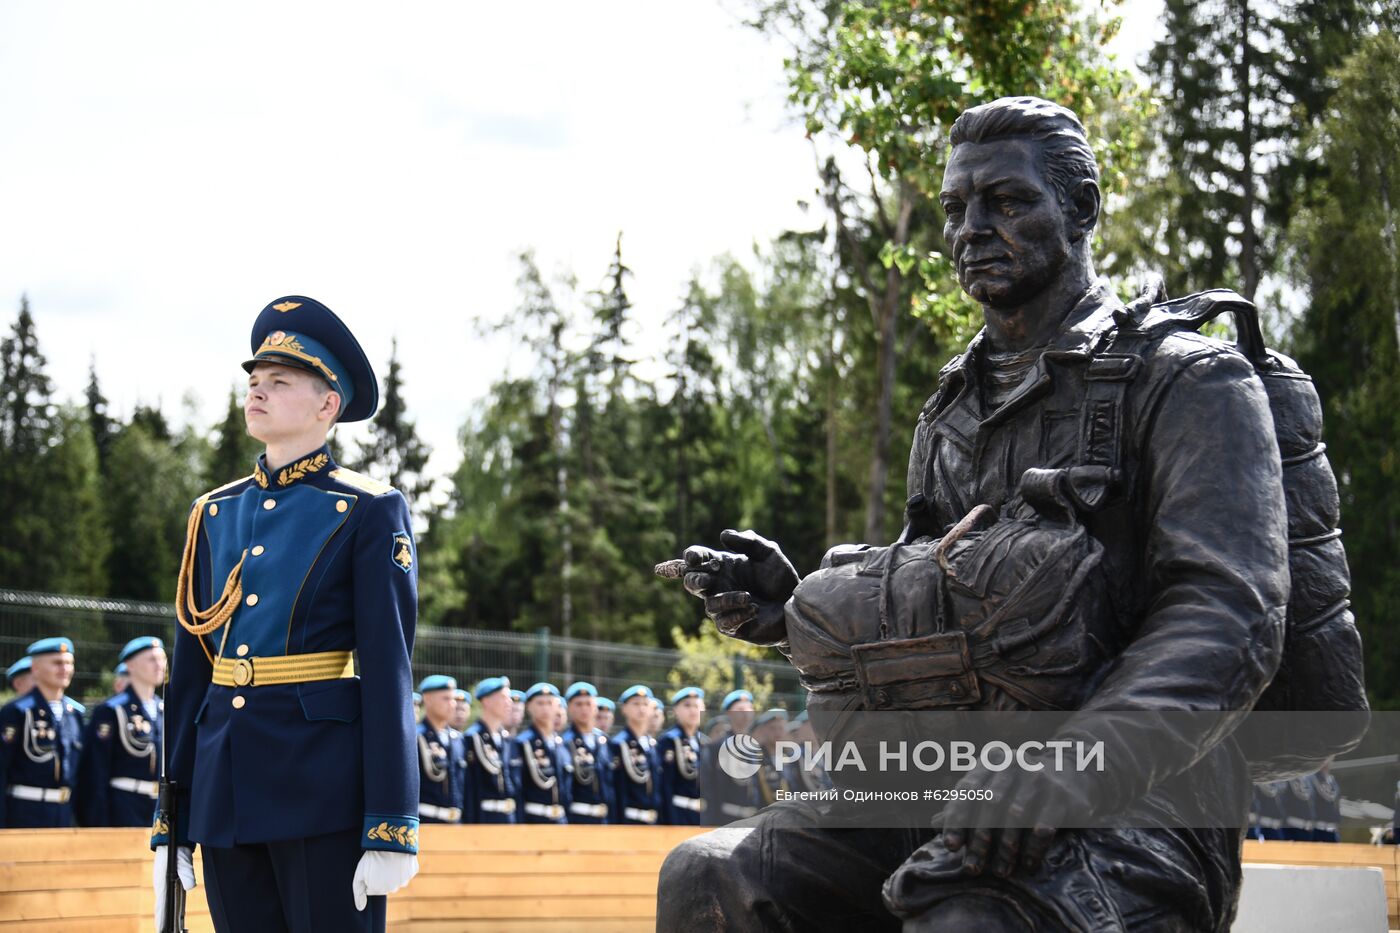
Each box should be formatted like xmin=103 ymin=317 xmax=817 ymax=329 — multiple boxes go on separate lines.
xmin=1232 ymin=863 xmax=1389 ymax=932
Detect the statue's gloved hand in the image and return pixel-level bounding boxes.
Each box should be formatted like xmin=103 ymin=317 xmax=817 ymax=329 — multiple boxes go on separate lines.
xmin=682 ymin=529 xmax=799 ymax=647
xmin=153 ymin=844 xmax=196 ymax=931
xmin=352 ymin=850 xmax=420 ymax=910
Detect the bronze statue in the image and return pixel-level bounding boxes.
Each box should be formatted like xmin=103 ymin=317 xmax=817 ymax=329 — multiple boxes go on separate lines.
xmin=658 ymin=96 xmax=1365 ymax=932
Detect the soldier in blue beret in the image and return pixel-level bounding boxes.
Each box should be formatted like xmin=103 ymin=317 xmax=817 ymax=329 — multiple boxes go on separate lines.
xmin=701 ymin=689 xmax=758 ymax=825
xmin=510 ymin=683 xmax=570 ymax=823
xmin=659 ymin=687 xmax=706 ymax=825
xmin=1282 ymin=773 xmax=1316 ymax=841
xmin=415 ymin=676 xmax=465 ymax=824
xmin=1311 ymin=763 xmax=1342 ymax=842
xmin=154 ymin=296 xmax=419 ymax=933
xmin=450 ymin=688 xmax=471 ymax=733
xmin=609 ymin=685 xmax=663 ymax=825
xmin=5 ymin=657 xmax=33 ymax=697
xmin=595 ymin=696 xmax=616 ymax=736
xmin=561 ymin=682 xmax=613 ymax=823
xmin=0 ymin=638 xmax=85 ymax=827
xmin=112 ymin=662 xmax=130 ymax=695
xmin=782 ymin=711 xmax=831 ymax=795
xmin=505 ymin=689 xmax=526 ymax=737
xmin=751 ymin=710 xmax=792 ymax=810
xmin=77 ymin=637 xmax=167 ymax=827
xmin=463 ymin=677 xmax=516 ymax=823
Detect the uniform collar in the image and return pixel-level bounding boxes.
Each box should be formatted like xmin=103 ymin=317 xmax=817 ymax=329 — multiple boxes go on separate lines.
xmin=252 ymin=444 xmax=336 ymax=490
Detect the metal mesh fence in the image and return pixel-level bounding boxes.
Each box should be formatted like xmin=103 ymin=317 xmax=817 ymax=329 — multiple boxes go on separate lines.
xmin=0 ymin=588 xmax=805 ymax=708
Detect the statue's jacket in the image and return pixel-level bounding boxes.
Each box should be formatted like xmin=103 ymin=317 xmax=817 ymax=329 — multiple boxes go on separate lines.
xmin=158 ymin=446 xmax=420 ymax=854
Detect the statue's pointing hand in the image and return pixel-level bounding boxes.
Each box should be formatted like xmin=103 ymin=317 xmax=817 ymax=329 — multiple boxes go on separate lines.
xmin=677 ymin=529 xmax=798 ymax=647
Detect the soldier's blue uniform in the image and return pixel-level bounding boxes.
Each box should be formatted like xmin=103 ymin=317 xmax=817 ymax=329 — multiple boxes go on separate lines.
xmin=659 ymin=687 xmax=706 ymax=825
xmin=415 ymin=675 xmax=465 ymax=824
xmin=751 ymin=709 xmax=792 ymax=811
xmin=1282 ymin=774 xmax=1316 ymax=841
xmin=462 ymin=677 xmax=516 ymax=823
xmin=510 ymin=683 xmax=570 ymax=824
xmin=782 ymin=711 xmax=833 ymax=795
xmin=1253 ymin=781 xmax=1287 ymax=840
xmin=0 ymin=638 xmax=85 ymax=828
xmin=5 ymin=657 xmax=31 ymax=692
xmin=561 ymin=682 xmax=612 ymax=823
xmin=77 ymin=637 xmax=165 ymax=827
xmin=1310 ymin=768 xmax=1342 ymax=842
xmin=156 ymin=297 xmax=418 ymax=933
xmin=700 ymin=690 xmax=758 ymax=825
xmin=609 ymin=685 xmax=663 ymax=825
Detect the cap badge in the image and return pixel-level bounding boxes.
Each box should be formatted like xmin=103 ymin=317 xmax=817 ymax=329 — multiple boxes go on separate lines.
xmin=272 ymin=301 xmax=301 ymax=312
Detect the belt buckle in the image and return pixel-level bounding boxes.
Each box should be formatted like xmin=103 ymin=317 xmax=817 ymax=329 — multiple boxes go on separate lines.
xmin=232 ymin=658 xmax=254 ymax=687
xmin=57 ymin=787 xmax=71 ymax=804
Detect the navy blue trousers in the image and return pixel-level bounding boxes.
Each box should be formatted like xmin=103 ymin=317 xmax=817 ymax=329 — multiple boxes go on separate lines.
xmin=203 ymin=828 xmax=384 ymax=933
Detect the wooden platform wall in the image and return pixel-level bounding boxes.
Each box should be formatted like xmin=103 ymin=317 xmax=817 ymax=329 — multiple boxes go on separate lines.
xmin=0 ymin=828 xmax=1393 ymax=931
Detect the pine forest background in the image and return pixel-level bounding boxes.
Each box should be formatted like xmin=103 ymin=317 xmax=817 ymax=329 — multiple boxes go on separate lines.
xmin=3 ymin=0 xmax=1399 ymax=707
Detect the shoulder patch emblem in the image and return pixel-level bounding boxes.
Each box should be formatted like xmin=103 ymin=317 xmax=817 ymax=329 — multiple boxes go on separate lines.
xmin=329 ymin=468 xmax=392 ymax=496
xmin=2 ymin=725 xmax=14 ymax=744
xmin=96 ymin=722 xmax=112 ymax=740
xmin=393 ymin=531 xmax=414 ymax=573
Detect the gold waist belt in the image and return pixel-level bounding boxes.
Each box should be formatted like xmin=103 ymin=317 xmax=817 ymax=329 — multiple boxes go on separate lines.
xmin=212 ymin=650 xmax=354 ymax=688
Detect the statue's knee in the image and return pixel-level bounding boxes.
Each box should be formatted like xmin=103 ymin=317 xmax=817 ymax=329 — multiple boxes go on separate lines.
xmin=902 ymin=895 xmax=1033 ymax=933
xmin=660 ymin=834 xmax=736 ymax=889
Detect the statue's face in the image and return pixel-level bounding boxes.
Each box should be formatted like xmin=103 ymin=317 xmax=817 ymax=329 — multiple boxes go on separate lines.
xmin=940 ymin=138 xmax=1075 ymax=310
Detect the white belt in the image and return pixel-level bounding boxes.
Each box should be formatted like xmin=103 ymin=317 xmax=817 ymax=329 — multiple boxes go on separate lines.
xmin=524 ymin=802 xmax=565 ymax=820
xmin=1285 ymin=817 xmax=1312 ymax=829
xmin=419 ymin=803 xmax=462 ymax=821
xmin=1314 ymin=822 xmax=1338 ymax=832
xmin=720 ymin=802 xmax=757 ymax=818
xmin=7 ymin=785 xmax=71 ymax=804
xmin=480 ymin=798 xmax=516 ymax=814
xmin=569 ymin=801 xmax=609 ymax=819
xmin=110 ymin=777 xmax=159 ymax=798
xmin=672 ymin=794 xmax=706 ymax=812
xmin=1256 ymin=816 xmax=1283 ymax=829
xmin=623 ymin=806 xmax=658 ymax=824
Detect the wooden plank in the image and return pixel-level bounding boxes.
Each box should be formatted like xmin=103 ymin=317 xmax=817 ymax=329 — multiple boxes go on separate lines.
xmin=397 ymin=895 xmax=655 ymax=920
xmin=392 ymin=921 xmax=652 ymax=933
xmin=403 ymin=872 xmax=656 ymax=898
xmin=0 ymin=829 xmax=151 ymax=862
xmin=419 ymin=825 xmax=703 ymax=852
xmin=418 ymin=851 xmax=669 ymax=875
xmin=0 ymin=888 xmax=142 ymax=921
xmin=0 ymin=860 xmax=146 ymax=891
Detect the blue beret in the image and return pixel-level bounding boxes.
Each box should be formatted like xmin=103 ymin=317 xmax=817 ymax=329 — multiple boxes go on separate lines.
xmin=786 ymin=710 xmax=809 ymax=732
xmin=652 ymin=696 xmax=665 ymax=710
xmin=524 ymin=682 xmax=560 ymax=703
xmin=474 ymin=676 xmax=510 ymax=700
xmin=27 ymin=637 xmax=74 ymax=657
xmin=6 ymin=657 xmax=32 ymax=682
xmin=721 ymin=689 xmax=753 ymax=710
xmin=453 ymin=689 xmax=468 ymax=702
xmin=565 ymin=681 xmax=597 ymax=700
xmin=755 ymin=708 xmax=789 ymax=727
xmin=418 ymin=675 xmax=457 ymax=694
xmin=242 ymin=296 xmax=379 ymax=423
xmin=509 ymin=689 xmax=525 ymax=702
xmin=618 ymin=684 xmax=654 ymax=705
xmin=118 ymin=636 xmax=165 ymax=663
xmin=670 ymin=686 xmax=705 ymax=706
xmin=412 ymin=692 xmax=422 ymax=704
xmin=596 ymin=697 xmax=616 ymax=711
xmin=115 ymin=662 xmax=128 ymax=676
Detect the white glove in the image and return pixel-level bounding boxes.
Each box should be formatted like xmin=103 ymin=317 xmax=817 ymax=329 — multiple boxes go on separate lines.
xmin=153 ymin=845 xmax=196 ymax=931
xmin=352 ymin=849 xmax=420 ymax=910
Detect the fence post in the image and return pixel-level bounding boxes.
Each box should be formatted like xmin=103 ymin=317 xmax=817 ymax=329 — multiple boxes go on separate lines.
xmin=535 ymin=627 xmax=550 ymax=683
xmin=732 ymin=656 xmax=745 ymax=693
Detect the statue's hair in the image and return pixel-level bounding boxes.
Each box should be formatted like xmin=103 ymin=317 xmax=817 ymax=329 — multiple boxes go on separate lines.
xmin=949 ymin=97 xmax=1099 ymax=200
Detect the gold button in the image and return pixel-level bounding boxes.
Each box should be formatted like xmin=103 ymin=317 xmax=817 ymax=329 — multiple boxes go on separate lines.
xmin=236 ymin=644 xmax=249 ymax=657
xmin=246 ymin=594 xmax=259 ymax=607
xmin=231 ymin=696 xmax=245 ymax=710
xmin=336 ymin=500 xmax=348 ymax=513
xmin=208 ymin=504 xmax=218 ymax=517
xmin=263 ymin=499 xmax=276 ymax=510
xmin=251 ymin=545 xmax=265 ymax=556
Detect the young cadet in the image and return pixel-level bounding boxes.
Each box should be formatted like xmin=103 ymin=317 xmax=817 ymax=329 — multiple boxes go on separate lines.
xmin=505 ymin=689 xmax=526 ymax=737
xmin=416 ymin=675 xmax=466 ymax=824
xmin=78 ymin=636 xmax=167 ymax=826
xmin=112 ymin=662 xmax=130 ymax=696
xmin=154 ymin=296 xmax=419 ymax=933
xmin=659 ymin=687 xmax=706 ymax=825
xmin=561 ymin=681 xmax=612 ymax=823
xmin=450 ymin=688 xmax=471 ymax=733
xmin=782 ymin=711 xmax=831 ymax=794
xmin=1311 ymin=763 xmax=1342 ymax=842
xmin=463 ymin=677 xmax=516 ymax=823
xmin=594 ymin=697 xmax=616 ymax=736
xmin=5 ymin=657 xmax=33 ymax=698
xmin=751 ymin=709 xmax=793 ymax=810
xmin=700 ymin=689 xmax=758 ymax=825
xmin=609 ymin=685 xmax=662 ymax=825
xmin=0 ymin=638 xmax=84 ymax=827
xmin=511 ymin=682 xmax=570 ymax=824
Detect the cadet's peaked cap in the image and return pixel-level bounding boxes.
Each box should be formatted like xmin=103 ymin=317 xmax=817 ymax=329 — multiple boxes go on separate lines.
xmin=721 ymin=689 xmax=753 ymax=710
xmin=509 ymin=690 xmax=525 ymax=702
xmin=596 ymin=697 xmax=616 ymax=711
xmin=418 ymin=675 xmax=457 ymax=694
xmin=565 ymin=681 xmax=597 ymax=701
xmin=115 ymin=662 xmax=128 ymax=676
xmin=119 ymin=636 xmax=165 ymax=663
xmin=27 ymin=637 xmax=73 ymax=657
xmin=618 ymin=684 xmax=654 ymax=705
xmin=243 ymin=296 xmax=379 ymax=423
xmin=474 ymin=677 xmax=510 ymax=700
xmin=524 ymin=682 xmax=560 ymax=703
xmin=754 ymin=708 xmax=789 ymax=727
xmin=670 ymin=686 xmax=705 ymax=706
xmin=6 ymin=657 xmax=31 ymax=682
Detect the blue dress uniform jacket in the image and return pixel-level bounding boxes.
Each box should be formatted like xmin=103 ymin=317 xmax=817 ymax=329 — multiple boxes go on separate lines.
xmin=510 ymin=728 xmax=570 ymax=823
xmin=562 ymin=724 xmax=612 ymax=823
xmin=159 ymin=447 xmax=420 ymax=855
xmin=699 ymin=728 xmax=757 ymax=826
xmin=658 ymin=726 xmax=705 ymax=825
xmin=77 ymin=688 xmax=162 ymax=826
xmin=0 ymin=689 xmax=85 ymax=827
xmin=609 ymin=727 xmax=662 ymax=824
xmin=1310 ymin=770 xmax=1342 ymax=842
xmin=416 ymin=721 xmax=465 ymax=823
xmin=1282 ymin=775 xmax=1316 ymax=841
xmin=463 ymin=722 xmax=516 ymax=823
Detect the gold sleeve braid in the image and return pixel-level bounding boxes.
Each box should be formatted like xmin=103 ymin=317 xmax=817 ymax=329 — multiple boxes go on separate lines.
xmin=175 ymin=495 xmax=248 ymax=666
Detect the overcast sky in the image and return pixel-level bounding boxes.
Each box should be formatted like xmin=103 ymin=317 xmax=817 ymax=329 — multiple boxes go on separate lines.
xmin=0 ymin=1 xmax=1162 ymax=495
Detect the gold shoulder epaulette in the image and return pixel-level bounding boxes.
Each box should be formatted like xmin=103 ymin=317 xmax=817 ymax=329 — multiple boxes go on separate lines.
xmin=201 ymin=474 xmax=255 ymax=501
xmin=329 ymin=468 xmax=393 ymax=496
